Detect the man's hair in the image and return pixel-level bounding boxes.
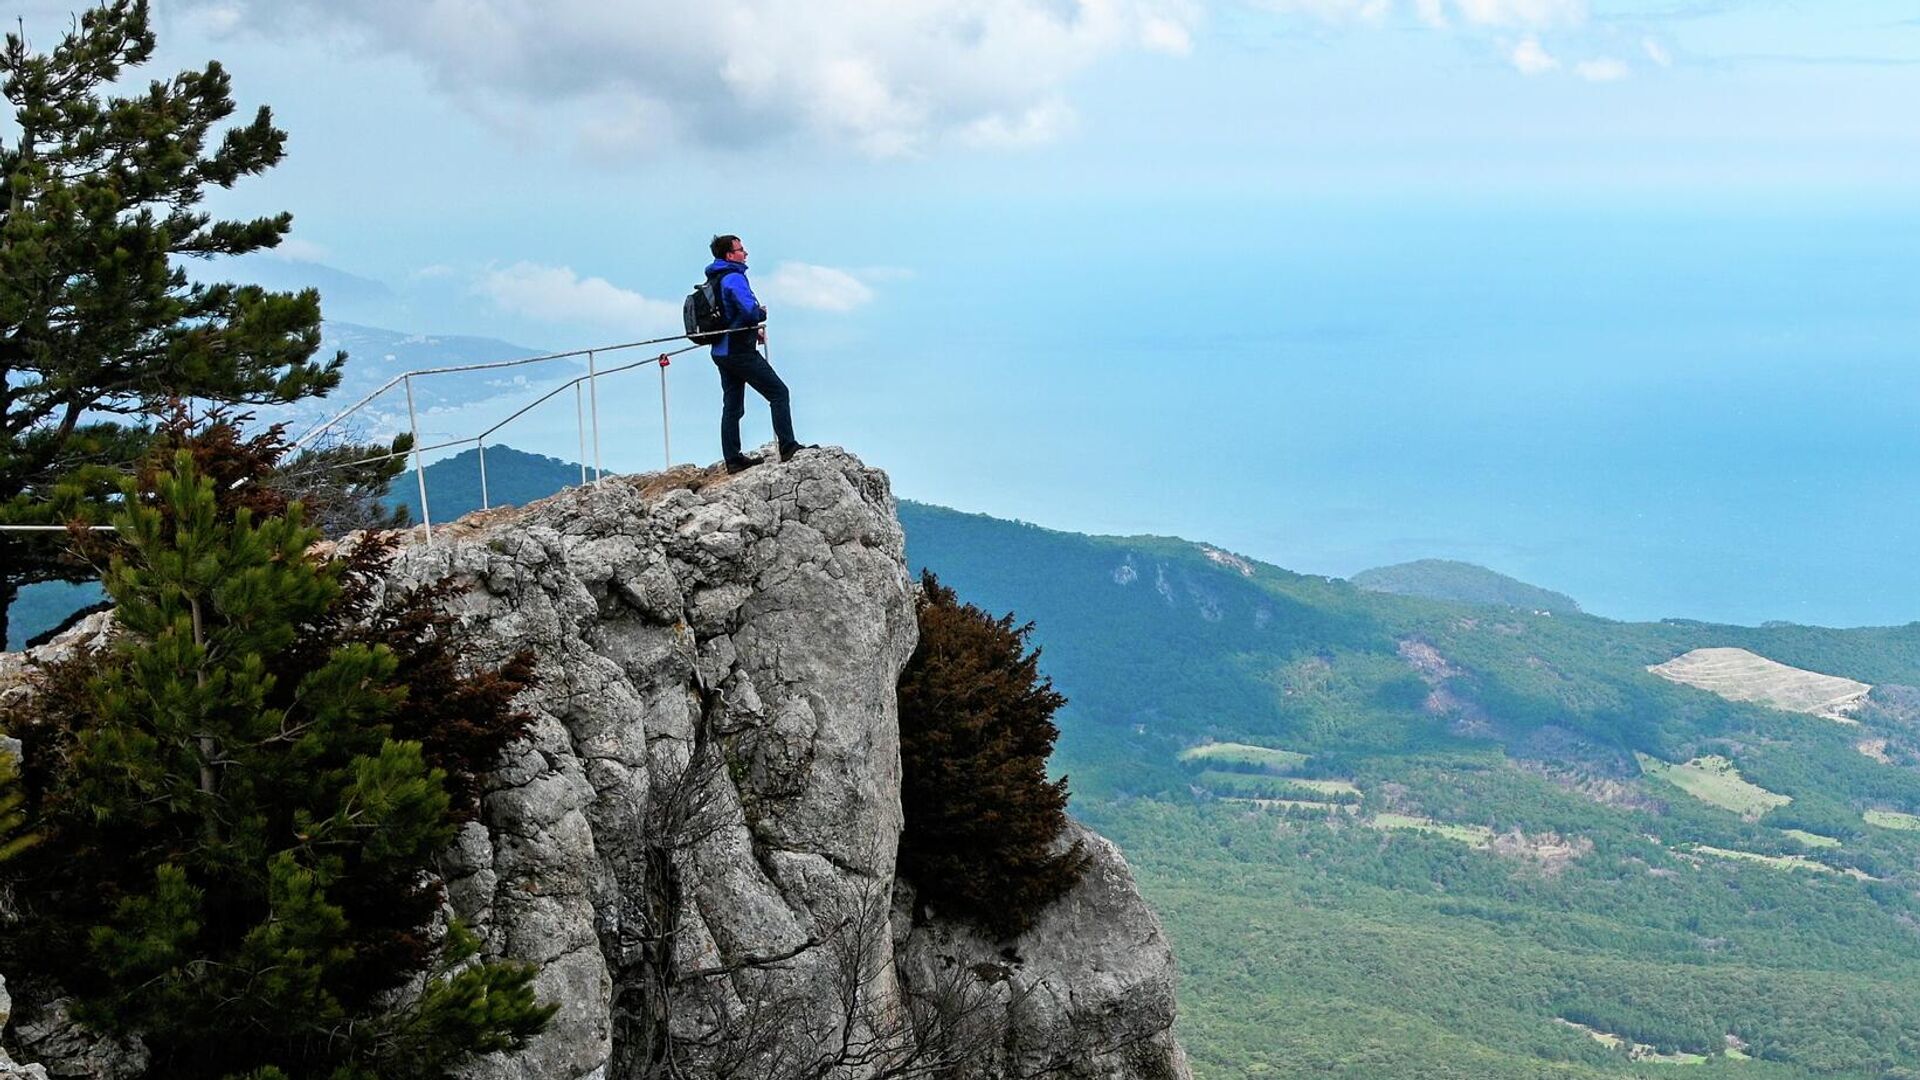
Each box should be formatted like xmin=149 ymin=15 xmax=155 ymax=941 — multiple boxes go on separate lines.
xmin=710 ymin=234 xmax=741 ymax=260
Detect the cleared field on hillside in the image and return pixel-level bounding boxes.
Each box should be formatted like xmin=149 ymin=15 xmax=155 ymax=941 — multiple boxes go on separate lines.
xmin=1371 ymin=813 xmax=1494 ymax=846
xmin=1781 ymin=829 xmax=1842 ymax=849
xmin=1865 ymin=809 xmax=1920 ymax=831
xmin=1691 ymin=845 xmax=1847 ymax=876
xmin=1196 ymin=770 xmax=1362 ymax=803
xmin=1281 ymin=778 xmax=1360 ymax=797
xmin=1553 ymin=1019 xmax=1738 ymax=1064
xmin=1178 ymin=742 xmax=1309 ymax=772
xmin=1227 ymin=797 xmax=1360 ymax=813
xmin=1648 ymin=647 xmax=1869 ymax=721
xmin=1636 ymin=753 xmax=1791 ymax=819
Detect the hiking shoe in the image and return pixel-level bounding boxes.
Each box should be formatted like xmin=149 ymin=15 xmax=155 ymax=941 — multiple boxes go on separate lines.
xmin=778 ymin=443 xmax=818 ymax=463
xmin=724 ymin=454 xmax=764 ymax=474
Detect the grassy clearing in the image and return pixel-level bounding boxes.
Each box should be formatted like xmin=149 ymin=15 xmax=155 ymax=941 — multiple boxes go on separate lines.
xmin=1285 ymin=778 xmax=1361 ymax=796
xmin=1195 ymin=770 xmax=1361 ymax=804
xmin=1371 ymin=813 xmax=1494 ymax=847
xmin=1635 ymin=753 xmax=1791 ymax=820
xmin=1177 ymin=742 xmax=1309 ymax=772
xmin=1690 ymin=845 xmax=1840 ymax=875
xmin=1555 ymin=1018 xmax=1623 ymax=1049
xmin=1554 ymin=1020 xmax=1718 ymax=1065
xmin=1781 ymin=829 xmax=1842 ymax=849
xmin=1226 ymin=797 xmax=1361 ymax=813
xmin=1864 ymin=809 xmax=1920 ymax=831
xmin=1638 ymin=1050 xmax=1710 ymax=1065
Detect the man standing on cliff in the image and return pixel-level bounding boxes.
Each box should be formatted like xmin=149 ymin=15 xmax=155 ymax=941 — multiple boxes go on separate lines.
xmin=705 ymin=235 xmax=812 ymax=473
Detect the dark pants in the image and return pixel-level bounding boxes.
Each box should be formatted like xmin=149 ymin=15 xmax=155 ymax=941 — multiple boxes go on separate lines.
xmin=714 ymin=349 xmax=796 ymax=462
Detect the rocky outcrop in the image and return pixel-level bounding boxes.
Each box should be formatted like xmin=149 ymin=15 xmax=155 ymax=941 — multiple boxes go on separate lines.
xmin=2 ymin=448 xmax=1188 ymax=1077
xmin=0 ymin=977 xmax=46 ymax=1080
xmin=5 ymin=997 xmax=145 ymax=1080
xmin=896 ymin=822 xmax=1189 ymax=1078
xmin=397 ymin=447 xmax=1192 ymax=1077
xmin=0 ymin=973 xmax=149 ymax=1080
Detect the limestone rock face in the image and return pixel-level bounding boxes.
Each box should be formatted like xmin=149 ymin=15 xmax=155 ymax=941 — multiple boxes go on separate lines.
xmin=0 ymin=448 xmax=1189 ymax=1079
xmin=0 ymin=976 xmax=48 ymax=1080
xmin=896 ymin=822 xmax=1191 ymax=1079
xmin=6 ymin=999 xmax=145 ymax=1080
xmin=0 ymin=977 xmax=144 ymax=1080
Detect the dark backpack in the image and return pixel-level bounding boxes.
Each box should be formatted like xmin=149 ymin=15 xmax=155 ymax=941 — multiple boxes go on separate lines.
xmin=684 ymin=267 xmax=740 ymax=344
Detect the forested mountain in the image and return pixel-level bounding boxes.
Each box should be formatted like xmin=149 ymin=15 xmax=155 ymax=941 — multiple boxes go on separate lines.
xmin=385 ymin=445 xmax=587 ymax=524
xmin=898 ymin=501 xmax=1920 ymax=1079
xmin=1352 ymin=557 xmax=1584 ymax=614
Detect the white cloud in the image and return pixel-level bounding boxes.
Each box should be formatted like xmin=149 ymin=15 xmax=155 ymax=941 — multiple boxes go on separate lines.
xmin=1256 ymin=0 xmax=1391 ymax=22
xmin=196 ymin=0 xmax=1202 ymax=159
xmin=1140 ymin=16 xmax=1195 ymax=56
xmin=764 ymin=263 xmax=876 ymax=313
xmin=573 ymin=91 xmax=678 ymax=165
xmin=476 ymin=262 xmax=679 ymax=329
xmin=1452 ymin=0 xmax=1584 ymax=27
xmin=1643 ymin=37 xmax=1673 ymax=68
xmin=178 ymin=2 xmax=243 ymax=34
xmin=1510 ymin=36 xmax=1559 ymax=74
xmin=1261 ymin=0 xmax=1581 ymax=28
xmin=1575 ymin=57 xmax=1629 ymax=82
xmin=958 ymin=100 xmax=1076 ymax=150
xmin=268 ymin=236 xmax=330 ymax=263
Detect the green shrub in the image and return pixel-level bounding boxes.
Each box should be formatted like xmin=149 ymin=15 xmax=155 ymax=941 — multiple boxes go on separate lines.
xmin=896 ymin=573 xmax=1089 ymax=938
xmin=2 ymin=447 xmax=552 ymax=1078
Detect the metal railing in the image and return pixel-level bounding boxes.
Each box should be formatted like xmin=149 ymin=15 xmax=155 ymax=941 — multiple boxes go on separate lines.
xmin=4 ymin=322 xmax=753 ymax=545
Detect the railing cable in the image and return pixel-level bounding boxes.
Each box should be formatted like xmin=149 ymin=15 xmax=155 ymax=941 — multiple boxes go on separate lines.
xmin=4 ymin=325 xmax=737 ymax=540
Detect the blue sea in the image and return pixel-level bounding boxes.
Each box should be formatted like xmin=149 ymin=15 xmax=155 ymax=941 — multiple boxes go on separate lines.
xmin=801 ymin=196 xmax=1920 ymax=629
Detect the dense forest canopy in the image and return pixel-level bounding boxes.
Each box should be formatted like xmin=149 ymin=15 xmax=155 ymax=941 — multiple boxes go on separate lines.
xmin=901 ymin=500 xmax=1920 ymax=1079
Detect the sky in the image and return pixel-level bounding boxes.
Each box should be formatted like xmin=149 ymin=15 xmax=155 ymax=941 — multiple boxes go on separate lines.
xmin=10 ymin=0 xmax=1920 ymax=627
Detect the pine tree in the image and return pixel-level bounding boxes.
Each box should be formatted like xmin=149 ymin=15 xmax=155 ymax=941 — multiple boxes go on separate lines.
xmin=896 ymin=572 xmax=1089 ymax=939
xmin=0 ymin=0 xmax=344 ymax=644
xmin=0 ymin=751 xmax=38 ymax=864
xmin=2 ymin=450 xmax=552 ymax=1078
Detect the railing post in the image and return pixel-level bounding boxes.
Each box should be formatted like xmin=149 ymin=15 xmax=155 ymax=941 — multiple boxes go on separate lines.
xmin=575 ymin=382 xmax=589 ymax=487
xmin=588 ymin=349 xmax=603 ymax=485
xmin=405 ymin=374 xmax=432 ymax=544
xmin=659 ymin=356 xmax=672 ymax=468
xmin=478 ymin=439 xmax=490 ymax=511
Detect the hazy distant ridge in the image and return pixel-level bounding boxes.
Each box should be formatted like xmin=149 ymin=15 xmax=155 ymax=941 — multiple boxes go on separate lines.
xmin=389 ymin=445 xmax=586 ymax=524
xmin=1352 ymin=558 xmax=1582 ymax=614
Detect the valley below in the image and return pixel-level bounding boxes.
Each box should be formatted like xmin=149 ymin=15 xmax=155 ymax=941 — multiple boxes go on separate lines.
xmin=902 ymin=501 xmax=1920 ymax=1080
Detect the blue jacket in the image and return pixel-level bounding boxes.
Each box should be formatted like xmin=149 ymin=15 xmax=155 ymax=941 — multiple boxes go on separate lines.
xmin=705 ymin=259 xmax=766 ymax=357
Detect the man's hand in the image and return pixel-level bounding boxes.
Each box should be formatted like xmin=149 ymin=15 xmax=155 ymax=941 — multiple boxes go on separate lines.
xmin=757 ymin=327 xmax=767 ymax=344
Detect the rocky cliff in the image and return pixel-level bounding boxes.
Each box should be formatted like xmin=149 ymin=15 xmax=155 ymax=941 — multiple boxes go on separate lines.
xmin=1 ymin=448 xmax=1189 ymax=1079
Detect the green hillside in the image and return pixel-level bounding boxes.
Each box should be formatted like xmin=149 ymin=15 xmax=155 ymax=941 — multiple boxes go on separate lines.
xmin=388 ymin=445 xmax=587 ymax=524
xmin=899 ymin=500 xmax=1920 ymax=1080
xmin=1353 ymin=557 xmax=1584 ymax=614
